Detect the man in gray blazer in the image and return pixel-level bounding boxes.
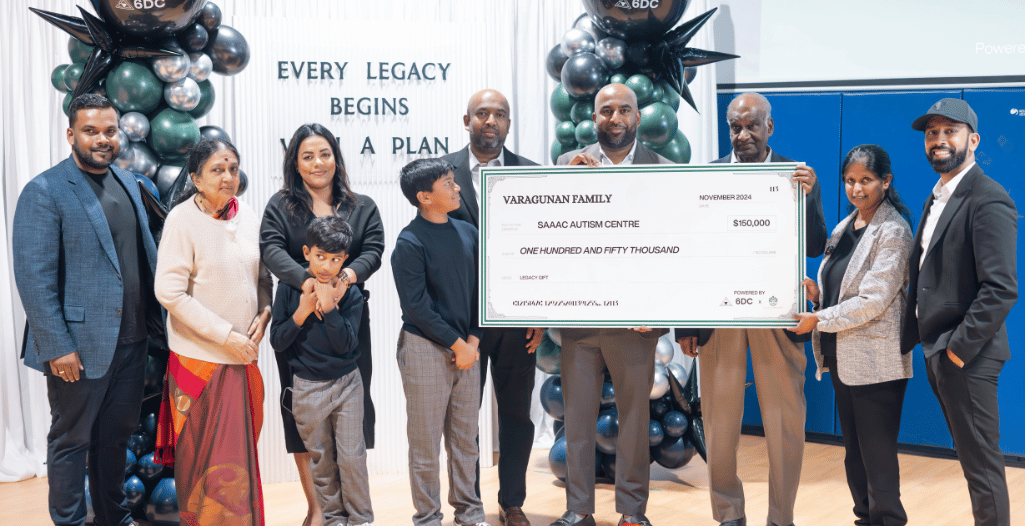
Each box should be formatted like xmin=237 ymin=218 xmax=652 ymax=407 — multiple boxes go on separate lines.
xmin=551 ymin=83 xmax=671 ymax=526
xmin=676 ymin=92 xmax=827 ymax=526
xmin=902 ymin=98 xmax=1016 ymax=526
xmin=13 ymin=94 xmax=157 ymax=526
xmin=442 ymin=89 xmax=544 ymax=526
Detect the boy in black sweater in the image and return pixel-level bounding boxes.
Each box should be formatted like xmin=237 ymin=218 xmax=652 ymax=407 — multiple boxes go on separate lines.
xmin=270 ymin=216 xmax=374 ymax=526
xmin=391 ymin=158 xmax=489 ymax=526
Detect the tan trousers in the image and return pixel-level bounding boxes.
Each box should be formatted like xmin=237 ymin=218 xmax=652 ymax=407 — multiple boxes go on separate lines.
xmin=699 ymin=328 xmax=807 ymax=526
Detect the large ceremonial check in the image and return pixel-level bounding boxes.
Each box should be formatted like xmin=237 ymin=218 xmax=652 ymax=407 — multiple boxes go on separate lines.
xmin=479 ymin=163 xmax=806 ymax=328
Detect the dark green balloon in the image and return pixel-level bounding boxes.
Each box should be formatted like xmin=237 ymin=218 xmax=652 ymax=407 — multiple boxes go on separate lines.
xmin=625 ymin=75 xmax=656 ymax=107
xmin=62 ymin=92 xmax=74 ymax=116
xmin=570 ymin=99 xmax=594 ymax=124
xmin=575 ymin=120 xmax=598 ymax=146
xmin=656 ymin=130 xmax=692 ymax=164
xmin=63 ymin=63 xmax=85 ymax=92
xmin=610 ymin=73 xmax=627 ymax=85
xmin=551 ymin=140 xmax=577 ymax=164
xmin=550 ymin=84 xmax=574 ymax=122
xmin=188 ymin=80 xmax=216 ymax=119
xmin=68 ymin=38 xmax=94 ymax=64
xmin=658 ymin=80 xmax=681 ymax=112
xmin=652 ymin=83 xmax=665 ymax=103
xmin=638 ymin=102 xmax=678 ymax=149
xmin=148 ymin=108 xmax=201 ymax=161
xmin=555 ymin=121 xmax=577 ymax=146
xmin=106 ymin=62 xmax=164 ymax=114
xmin=52 ymin=65 xmax=70 ymax=92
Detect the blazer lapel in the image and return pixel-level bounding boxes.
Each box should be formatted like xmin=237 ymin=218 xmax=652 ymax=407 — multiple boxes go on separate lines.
xmin=65 ymin=159 xmax=120 ymax=274
xmin=452 ymin=146 xmax=479 ymax=225
xmin=837 ymin=204 xmax=892 ymax=298
xmin=922 ymin=166 xmax=979 ymax=261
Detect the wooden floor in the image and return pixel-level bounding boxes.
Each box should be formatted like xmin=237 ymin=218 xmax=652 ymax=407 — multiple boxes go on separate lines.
xmin=3 ymin=435 xmax=1024 ymax=525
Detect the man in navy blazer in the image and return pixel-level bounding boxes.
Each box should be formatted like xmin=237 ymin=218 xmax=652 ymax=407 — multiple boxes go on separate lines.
xmin=14 ymin=94 xmax=157 ymax=526
xmin=676 ymin=92 xmax=827 ymax=526
xmin=441 ymin=89 xmax=543 ymax=526
xmin=902 ymin=98 xmax=1016 ymax=526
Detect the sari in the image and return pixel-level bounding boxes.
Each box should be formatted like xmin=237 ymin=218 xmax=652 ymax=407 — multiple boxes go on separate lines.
xmin=155 ymin=351 xmax=265 ymax=526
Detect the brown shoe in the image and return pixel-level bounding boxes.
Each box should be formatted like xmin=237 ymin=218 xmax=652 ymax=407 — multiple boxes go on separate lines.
xmin=500 ymin=505 xmax=531 ymax=526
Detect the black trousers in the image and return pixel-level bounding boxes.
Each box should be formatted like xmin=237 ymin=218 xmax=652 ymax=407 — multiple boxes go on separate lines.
xmin=926 ymin=352 xmax=1010 ymax=526
xmin=474 ymin=326 xmax=537 ymax=508
xmin=826 ymin=354 xmax=907 ymax=526
xmin=278 ymin=296 xmax=376 ymax=452
xmin=46 ymin=339 xmax=146 ymax=526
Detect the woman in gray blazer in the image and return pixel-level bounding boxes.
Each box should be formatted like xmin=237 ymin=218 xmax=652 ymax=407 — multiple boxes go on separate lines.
xmin=789 ymin=144 xmax=914 ymax=526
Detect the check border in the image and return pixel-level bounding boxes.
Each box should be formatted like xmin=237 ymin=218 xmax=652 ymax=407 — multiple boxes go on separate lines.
xmin=479 ymin=163 xmax=806 ymax=328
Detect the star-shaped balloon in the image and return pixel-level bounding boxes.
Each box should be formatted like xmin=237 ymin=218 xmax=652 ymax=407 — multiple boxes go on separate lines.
xmin=30 ymin=5 xmax=180 ymax=99
xmin=665 ymin=363 xmax=706 ymax=461
xmin=592 ymin=7 xmax=738 ymax=113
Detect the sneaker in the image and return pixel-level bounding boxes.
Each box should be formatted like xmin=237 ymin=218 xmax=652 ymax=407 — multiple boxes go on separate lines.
xmin=618 ymin=514 xmax=653 ymax=526
xmin=549 ymin=511 xmax=596 ymax=526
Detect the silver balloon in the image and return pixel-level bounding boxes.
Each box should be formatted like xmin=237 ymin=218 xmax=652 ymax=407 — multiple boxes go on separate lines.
xmin=547 ymin=328 xmax=562 ymax=347
xmin=117 ymin=129 xmax=129 ymax=151
xmin=595 ymin=38 xmax=627 ymax=70
xmin=560 ymin=52 xmax=609 ymax=99
xmin=573 ymin=13 xmax=604 ymax=40
xmin=188 ymin=52 xmax=213 ymax=82
xmin=114 ymin=142 xmax=159 ymax=180
xmin=546 ymin=44 xmax=569 ymax=82
xmin=650 ymin=365 xmax=670 ymax=400
xmin=164 ymin=78 xmax=202 ymax=112
xmin=560 ymin=28 xmax=596 ymax=56
xmin=120 ymin=112 xmax=150 ymax=142
xmin=151 ymin=53 xmax=191 ymax=83
xmin=155 ymin=164 xmax=185 ymax=196
xmin=655 ymin=336 xmax=675 ymax=365
xmin=116 ymin=137 xmax=134 ymax=161
xmin=666 ymin=362 xmax=687 ymax=383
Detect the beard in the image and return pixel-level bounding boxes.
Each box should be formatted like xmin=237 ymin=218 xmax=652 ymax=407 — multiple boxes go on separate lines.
xmin=928 ymin=144 xmax=968 ymax=174
xmin=597 ymin=125 xmax=637 ymax=150
xmin=471 ymin=127 xmax=504 ymax=153
xmin=72 ymin=140 xmax=117 ymax=172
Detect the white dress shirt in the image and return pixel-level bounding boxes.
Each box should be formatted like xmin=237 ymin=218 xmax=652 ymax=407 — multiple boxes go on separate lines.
xmin=729 ymin=146 xmax=773 ymax=164
xmin=599 ymin=141 xmax=638 ymax=166
xmin=919 ymin=162 xmax=973 ymax=270
xmin=469 ymin=150 xmax=502 ymax=203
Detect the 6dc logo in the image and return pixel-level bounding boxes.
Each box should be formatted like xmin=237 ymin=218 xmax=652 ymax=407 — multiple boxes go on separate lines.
xmin=735 ymin=298 xmax=752 ymax=305
xmin=134 ymin=0 xmax=167 ymax=8
xmin=631 ymin=0 xmax=661 ymax=8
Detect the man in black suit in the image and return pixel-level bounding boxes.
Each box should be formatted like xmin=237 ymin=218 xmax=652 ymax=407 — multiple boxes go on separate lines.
xmin=550 ymin=83 xmax=671 ymax=526
xmin=676 ymin=92 xmax=827 ymax=526
xmin=441 ymin=89 xmax=544 ymax=526
xmin=902 ymin=98 xmax=1016 ymax=526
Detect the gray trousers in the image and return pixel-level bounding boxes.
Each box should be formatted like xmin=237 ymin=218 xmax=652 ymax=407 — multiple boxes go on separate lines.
xmin=560 ymin=328 xmax=660 ymax=516
xmin=397 ymin=330 xmax=484 ymax=526
xmin=292 ymin=370 xmax=373 ymax=526
xmin=700 ymin=328 xmax=807 ymax=526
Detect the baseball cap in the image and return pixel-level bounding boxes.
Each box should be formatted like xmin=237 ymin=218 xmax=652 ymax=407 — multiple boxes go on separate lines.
xmin=911 ymin=98 xmax=978 ymax=133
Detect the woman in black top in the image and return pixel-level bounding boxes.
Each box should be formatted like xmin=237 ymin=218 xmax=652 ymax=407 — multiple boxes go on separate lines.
xmin=789 ymin=144 xmax=914 ymax=526
xmin=261 ymin=123 xmax=384 ymax=526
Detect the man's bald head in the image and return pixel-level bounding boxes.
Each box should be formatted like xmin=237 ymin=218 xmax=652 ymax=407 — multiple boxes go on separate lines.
xmin=726 ymin=92 xmax=774 ymax=163
xmin=464 ymin=89 xmax=511 ymax=160
xmin=593 ymin=83 xmax=641 ymax=151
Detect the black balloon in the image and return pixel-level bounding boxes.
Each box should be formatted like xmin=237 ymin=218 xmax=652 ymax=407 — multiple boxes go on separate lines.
xmin=179 ymin=23 xmax=209 ymax=52
xmin=199 ymin=125 xmax=232 ymax=144
xmin=198 ymin=1 xmax=222 ymax=31
xmin=95 ymin=0 xmax=207 ymax=38
xmin=626 ymin=42 xmax=652 ymax=67
xmin=560 ymin=52 xmax=609 ymax=99
xmin=237 ymin=170 xmax=248 ymax=197
xmin=582 ymin=0 xmax=689 ymax=42
xmin=205 ymin=24 xmax=249 ymax=76
xmin=545 ymin=44 xmax=569 ymax=82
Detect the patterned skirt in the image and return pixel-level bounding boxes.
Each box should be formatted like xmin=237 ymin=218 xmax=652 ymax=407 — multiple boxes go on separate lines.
xmin=155 ymin=351 xmax=265 ymax=526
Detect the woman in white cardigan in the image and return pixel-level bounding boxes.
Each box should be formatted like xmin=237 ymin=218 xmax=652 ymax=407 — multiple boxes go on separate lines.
xmin=153 ymin=138 xmax=273 ymax=526
xmin=789 ymin=144 xmax=914 ymax=526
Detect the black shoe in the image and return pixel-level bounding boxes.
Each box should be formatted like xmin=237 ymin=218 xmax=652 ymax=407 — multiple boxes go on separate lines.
xmin=549 ymin=511 xmax=595 ymax=526
xmin=720 ymin=519 xmax=746 ymax=526
xmin=619 ymin=514 xmax=653 ymax=526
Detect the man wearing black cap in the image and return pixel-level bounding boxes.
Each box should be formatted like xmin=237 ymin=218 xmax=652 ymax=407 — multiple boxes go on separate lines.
xmin=902 ymin=98 xmax=1017 ymax=526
